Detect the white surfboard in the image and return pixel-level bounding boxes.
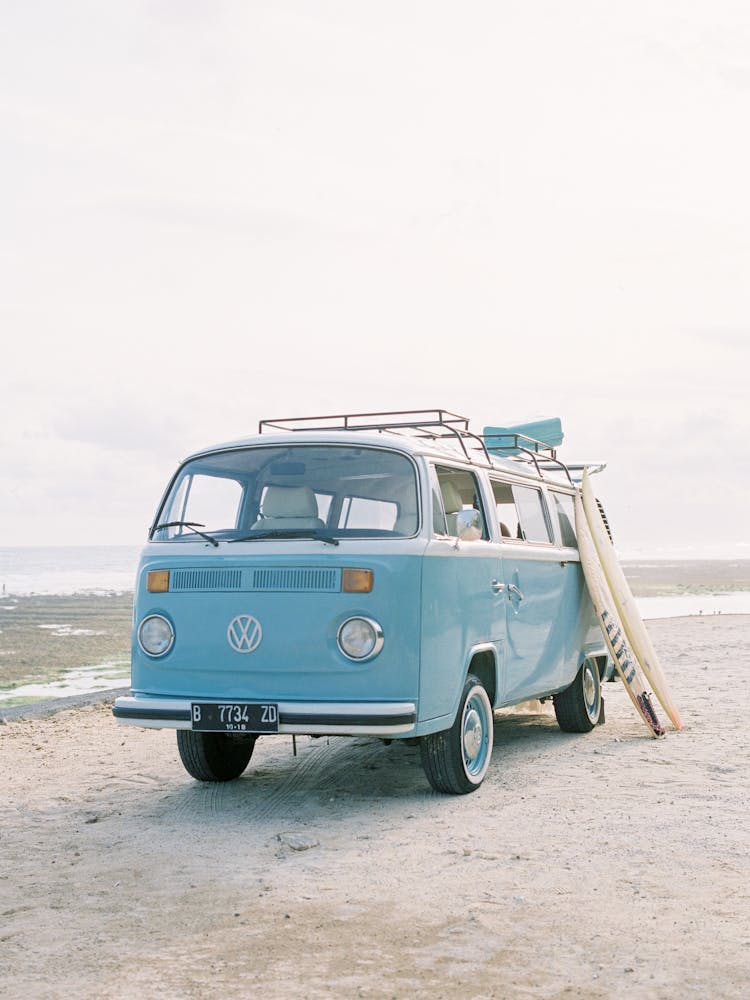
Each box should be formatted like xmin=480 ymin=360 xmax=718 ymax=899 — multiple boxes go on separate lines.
xmin=581 ymin=469 xmax=683 ymax=730
xmin=574 ymin=493 xmax=665 ymax=738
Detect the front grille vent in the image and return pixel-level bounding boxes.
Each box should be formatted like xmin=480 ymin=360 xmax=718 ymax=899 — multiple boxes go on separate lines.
xmin=250 ymin=568 xmax=340 ymax=592
xmin=172 ymin=568 xmax=243 ymax=591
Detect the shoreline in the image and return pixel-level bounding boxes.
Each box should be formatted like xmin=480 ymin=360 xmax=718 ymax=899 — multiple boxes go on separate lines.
xmin=0 ymin=685 xmax=129 ymax=722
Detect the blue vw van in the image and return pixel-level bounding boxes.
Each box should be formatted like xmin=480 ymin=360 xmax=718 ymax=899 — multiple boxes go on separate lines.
xmin=114 ymin=410 xmax=609 ymax=793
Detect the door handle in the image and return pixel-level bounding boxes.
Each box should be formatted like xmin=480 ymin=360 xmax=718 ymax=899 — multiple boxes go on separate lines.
xmin=491 ymin=579 xmax=505 ymax=593
xmin=508 ymin=583 xmax=524 ymax=601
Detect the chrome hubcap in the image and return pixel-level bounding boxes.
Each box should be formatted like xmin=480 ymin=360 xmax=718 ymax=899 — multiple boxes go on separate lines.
xmin=584 ymin=669 xmax=596 ymax=706
xmin=463 ymin=707 xmax=483 ymax=759
xmin=461 ymin=688 xmax=493 ymax=781
xmin=583 ymin=661 xmax=599 ymax=717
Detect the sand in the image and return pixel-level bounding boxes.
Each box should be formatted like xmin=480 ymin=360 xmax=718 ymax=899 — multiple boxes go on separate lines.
xmin=1 ymin=615 xmax=749 ymax=1000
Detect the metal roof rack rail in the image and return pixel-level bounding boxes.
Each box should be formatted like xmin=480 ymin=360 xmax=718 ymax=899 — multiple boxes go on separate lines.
xmin=259 ymin=409 xmax=469 ymax=434
xmin=480 ymin=432 xmax=574 ymax=485
xmin=258 ymin=409 xmax=493 ymax=464
xmin=539 ymin=461 xmax=606 ymax=485
xmin=257 ymin=409 xmax=579 ymax=483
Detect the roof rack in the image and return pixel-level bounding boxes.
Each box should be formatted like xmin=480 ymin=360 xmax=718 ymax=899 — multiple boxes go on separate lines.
xmin=539 ymin=462 xmax=606 ymax=484
xmin=481 ymin=432 xmax=573 ymax=484
xmin=257 ymin=408 xmax=574 ymax=482
xmin=260 ymin=409 xmax=469 ymax=434
xmin=259 ymin=409 xmax=494 ymax=463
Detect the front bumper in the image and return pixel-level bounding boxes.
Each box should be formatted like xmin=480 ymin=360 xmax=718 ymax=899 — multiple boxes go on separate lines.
xmin=112 ymin=695 xmax=417 ymax=737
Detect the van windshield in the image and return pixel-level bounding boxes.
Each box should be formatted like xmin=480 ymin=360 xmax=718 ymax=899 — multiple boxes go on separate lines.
xmin=152 ymin=445 xmax=419 ymax=542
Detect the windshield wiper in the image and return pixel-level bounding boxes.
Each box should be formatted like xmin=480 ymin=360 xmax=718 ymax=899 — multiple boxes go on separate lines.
xmin=151 ymin=521 xmax=220 ymax=547
xmin=230 ymin=529 xmax=339 ymax=546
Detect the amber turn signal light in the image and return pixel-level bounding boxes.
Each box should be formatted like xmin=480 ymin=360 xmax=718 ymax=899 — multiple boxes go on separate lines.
xmin=147 ymin=570 xmax=170 ymax=593
xmin=342 ymin=568 xmax=373 ymax=593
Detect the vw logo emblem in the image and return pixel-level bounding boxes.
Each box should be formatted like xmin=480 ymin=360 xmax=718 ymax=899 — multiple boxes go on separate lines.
xmin=227 ymin=615 xmax=263 ymax=654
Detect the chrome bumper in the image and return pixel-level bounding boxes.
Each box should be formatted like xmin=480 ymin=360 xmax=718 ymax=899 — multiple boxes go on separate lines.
xmin=112 ymin=695 xmax=417 ymax=736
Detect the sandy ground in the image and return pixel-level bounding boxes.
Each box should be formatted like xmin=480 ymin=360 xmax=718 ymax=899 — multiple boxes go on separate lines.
xmin=1 ymin=616 xmax=749 ymax=1000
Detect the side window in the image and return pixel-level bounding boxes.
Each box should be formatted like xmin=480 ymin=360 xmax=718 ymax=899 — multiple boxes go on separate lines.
xmin=430 ymin=467 xmax=448 ymax=535
xmin=316 ymin=492 xmax=333 ymax=523
xmin=512 ymin=485 xmax=552 ymax=543
xmin=550 ymin=491 xmax=577 ymax=547
xmin=433 ymin=466 xmax=488 ymax=540
xmin=183 ymin=475 xmax=243 ymax=532
xmin=491 ymin=480 xmax=521 ymax=539
xmin=338 ymin=497 xmax=398 ymax=531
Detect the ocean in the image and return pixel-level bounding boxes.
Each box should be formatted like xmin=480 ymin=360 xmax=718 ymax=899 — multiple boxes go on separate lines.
xmin=0 ymin=546 xmax=141 ymax=597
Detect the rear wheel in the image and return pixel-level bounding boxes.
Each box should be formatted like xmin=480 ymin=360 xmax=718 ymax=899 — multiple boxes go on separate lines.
xmin=176 ymin=730 xmax=257 ymax=781
xmin=553 ymin=658 xmax=602 ymax=732
xmin=420 ymin=674 xmax=494 ymax=794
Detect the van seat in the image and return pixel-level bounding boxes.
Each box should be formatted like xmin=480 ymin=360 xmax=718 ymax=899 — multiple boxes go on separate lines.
xmin=251 ymin=486 xmax=325 ymax=530
xmin=440 ymin=480 xmax=463 ymax=536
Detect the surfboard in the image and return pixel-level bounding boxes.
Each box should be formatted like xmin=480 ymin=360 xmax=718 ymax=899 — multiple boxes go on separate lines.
xmin=574 ymin=492 xmax=665 ymax=738
xmin=581 ymin=469 xmax=683 ymax=731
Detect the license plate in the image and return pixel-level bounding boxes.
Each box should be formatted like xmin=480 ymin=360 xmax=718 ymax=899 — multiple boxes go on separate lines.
xmin=190 ymin=702 xmax=279 ymax=733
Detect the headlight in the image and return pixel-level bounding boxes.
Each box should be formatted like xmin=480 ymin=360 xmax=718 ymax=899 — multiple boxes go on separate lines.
xmin=138 ymin=615 xmax=174 ymax=657
xmin=337 ymin=617 xmax=384 ymax=661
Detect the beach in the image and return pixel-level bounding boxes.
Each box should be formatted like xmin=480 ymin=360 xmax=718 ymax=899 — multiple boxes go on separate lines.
xmin=2 ymin=614 xmax=749 ymax=999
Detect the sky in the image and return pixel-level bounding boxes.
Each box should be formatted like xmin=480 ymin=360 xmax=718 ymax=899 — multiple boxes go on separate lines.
xmin=1 ymin=1 xmax=749 ymax=558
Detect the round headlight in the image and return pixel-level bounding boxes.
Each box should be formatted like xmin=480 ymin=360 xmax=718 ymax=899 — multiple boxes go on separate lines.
xmin=138 ymin=615 xmax=174 ymax=657
xmin=337 ymin=617 xmax=384 ymax=661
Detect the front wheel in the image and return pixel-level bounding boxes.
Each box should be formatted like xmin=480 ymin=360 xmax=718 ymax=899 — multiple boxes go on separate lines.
xmin=553 ymin=657 xmax=602 ymax=733
xmin=420 ymin=674 xmax=494 ymax=794
xmin=176 ymin=730 xmax=257 ymax=781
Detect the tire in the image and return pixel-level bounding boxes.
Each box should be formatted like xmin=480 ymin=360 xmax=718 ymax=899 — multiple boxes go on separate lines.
xmin=420 ymin=674 xmax=494 ymax=794
xmin=553 ymin=657 xmax=602 ymax=733
xmin=176 ymin=730 xmax=257 ymax=782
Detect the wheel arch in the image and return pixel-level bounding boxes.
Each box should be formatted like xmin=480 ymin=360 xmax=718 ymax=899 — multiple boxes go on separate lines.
xmin=464 ymin=643 xmax=499 ymax=707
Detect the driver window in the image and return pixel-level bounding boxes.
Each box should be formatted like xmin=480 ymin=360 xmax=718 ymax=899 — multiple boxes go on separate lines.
xmin=176 ymin=475 xmax=242 ymax=534
xmin=430 ymin=468 xmax=448 ymax=535
xmin=433 ymin=466 xmax=488 ymax=540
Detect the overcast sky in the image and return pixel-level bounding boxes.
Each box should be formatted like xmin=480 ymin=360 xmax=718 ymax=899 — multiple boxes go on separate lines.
xmin=2 ymin=1 xmax=748 ymax=557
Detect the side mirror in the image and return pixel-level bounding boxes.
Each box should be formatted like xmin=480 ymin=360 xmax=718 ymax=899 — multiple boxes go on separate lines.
xmin=455 ymin=508 xmax=484 ymax=542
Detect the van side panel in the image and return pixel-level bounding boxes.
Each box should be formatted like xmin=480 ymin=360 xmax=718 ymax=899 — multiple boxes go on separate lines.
xmin=560 ymin=555 xmax=606 ymax=684
xmin=419 ymin=539 xmax=504 ymax=724
xmin=499 ymin=545 xmax=568 ymax=703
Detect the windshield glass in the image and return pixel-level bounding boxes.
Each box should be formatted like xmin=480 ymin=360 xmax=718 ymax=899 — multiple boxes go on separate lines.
xmin=152 ymin=445 xmax=419 ymax=541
